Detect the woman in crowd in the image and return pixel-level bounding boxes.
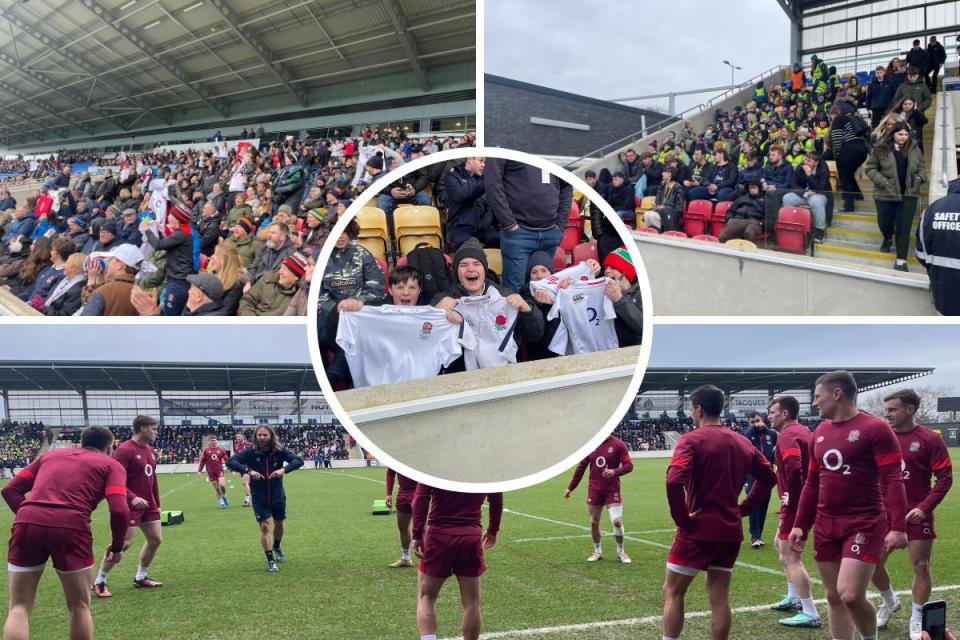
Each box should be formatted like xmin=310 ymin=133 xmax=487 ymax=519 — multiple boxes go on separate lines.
xmin=207 ymin=240 xmax=247 ymax=315
xmin=42 ymin=253 xmax=86 ymax=316
xmin=644 ymin=166 xmax=684 ymax=232
xmin=1 ymin=236 xmax=52 ymax=298
xmin=864 ymin=122 xmax=927 ymax=271
xmin=825 ymin=104 xmax=869 ymax=212
xmin=891 ymin=96 xmax=928 ymax=152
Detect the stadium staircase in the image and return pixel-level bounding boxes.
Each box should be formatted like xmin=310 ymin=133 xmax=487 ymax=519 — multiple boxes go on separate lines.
xmin=816 ymin=103 xmax=936 ymax=272
xmin=662 ymin=430 xmax=681 ymax=450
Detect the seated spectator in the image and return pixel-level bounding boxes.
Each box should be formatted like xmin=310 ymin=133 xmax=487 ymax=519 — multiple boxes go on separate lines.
xmin=117 ymin=209 xmax=142 ymax=247
xmin=207 ymin=241 xmax=247 ymax=315
xmin=79 ymin=245 xmax=152 ymax=316
xmin=227 ymin=217 xmax=262 ymax=268
xmin=91 ymin=219 xmax=120 ymax=254
xmin=445 ymin=157 xmax=496 ymax=250
xmin=688 ymin=149 xmax=738 ymax=202
xmin=761 ymin=144 xmax=793 ymax=227
xmin=782 ymin=151 xmax=830 ymax=243
xmin=18 ymin=237 xmax=75 ymax=305
xmin=0 ymin=188 xmax=16 ymax=212
xmin=246 ymin=221 xmax=295 ymax=285
xmin=376 ymin=166 xmax=432 ymax=231
xmin=643 ymin=167 xmax=684 ymax=232
xmin=183 ymin=273 xmax=227 ymax=316
xmin=1 ymin=236 xmax=53 ymax=299
xmin=226 ymin=193 xmax=253 ymax=227
xmin=239 ymin=252 xmax=309 ymax=316
xmin=682 ymin=148 xmax=712 ymax=197
xmin=2 ymin=204 xmax=37 ymax=248
xmin=606 ymin=172 xmax=635 ymax=222
xmin=619 ymin=149 xmax=644 ymax=188
xmin=602 ymin=247 xmax=643 ymax=347
xmin=639 ymin=152 xmax=663 ymax=196
xmin=719 ymin=179 xmax=765 ymax=243
xmin=42 ymin=253 xmax=85 ymax=316
xmin=284 ymin=256 xmax=316 ymax=317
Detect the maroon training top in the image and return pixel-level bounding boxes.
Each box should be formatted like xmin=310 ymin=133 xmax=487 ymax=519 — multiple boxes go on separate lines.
xmin=411 ymin=485 xmax=503 ymax=540
xmin=114 ymin=440 xmax=161 ymax=510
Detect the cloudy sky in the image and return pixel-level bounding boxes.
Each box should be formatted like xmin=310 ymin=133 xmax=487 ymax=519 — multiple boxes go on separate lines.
xmin=485 ymin=0 xmax=791 ymax=113
xmin=650 ymin=324 xmax=960 ymax=392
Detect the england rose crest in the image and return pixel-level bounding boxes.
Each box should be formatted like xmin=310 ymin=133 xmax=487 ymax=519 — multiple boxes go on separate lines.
xmin=494 ymin=314 xmax=507 ymax=331
xmin=420 ymin=321 xmax=433 ymax=340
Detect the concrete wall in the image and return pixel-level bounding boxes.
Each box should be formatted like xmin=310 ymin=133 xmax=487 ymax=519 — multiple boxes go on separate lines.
xmin=337 ymin=347 xmax=642 ymax=484
xmin=484 ymin=75 xmax=668 ymax=157
xmin=637 ymin=234 xmax=938 ymax=316
xmin=578 ymin=67 xmax=787 ymax=178
xmin=929 ymin=89 xmax=960 ymax=202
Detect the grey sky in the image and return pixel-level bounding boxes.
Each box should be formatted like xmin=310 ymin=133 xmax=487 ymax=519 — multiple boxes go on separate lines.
xmin=649 ymin=324 xmax=960 ymax=391
xmin=0 ymin=324 xmax=310 ymax=364
xmin=485 ymin=0 xmax=790 ymax=113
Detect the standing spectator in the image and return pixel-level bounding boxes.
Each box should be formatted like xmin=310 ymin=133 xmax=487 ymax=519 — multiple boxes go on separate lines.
xmin=484 ymin=159 xmax=570 ymax=293
xmin=742 ymin=412 xmax=778 ymax=549
xmin=926 ymin=36 xmax=947 ymax=90
xmin=867 ymin=66 xmax=896 ymax=128
xmin=826 ymin=105 xmax=869 ymax=212
xmin=893 ymin=66 xmax=933 ymax=116
xmin=445 ymin=157 xmax=494 ymax=250
xmin=142 ymin=202 xmax=197 ymax=315
xmin=864 ymin=122 xmax=927 ymax=271
xmin=905 ymin=39 xmax=930 ymax=82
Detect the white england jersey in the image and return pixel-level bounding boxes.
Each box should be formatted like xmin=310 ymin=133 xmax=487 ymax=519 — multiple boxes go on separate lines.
xmin=455 ymin=288 xmax=519 ymax=370
xmin=336 ymin=305 xmax=473 ymax=387
xmin=528 ymin=262 xmax=594 ymax=298
xmin=547 ymin=278 xmax=618 ymax=355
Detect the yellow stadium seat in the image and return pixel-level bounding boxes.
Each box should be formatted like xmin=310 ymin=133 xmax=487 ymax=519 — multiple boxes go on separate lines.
xmin=395 ymin=205 xmax=443 ymax=255
xmin=355 ymin=207 xmax=390 ymax=259
xmin=826 ymin=160 xmax=838 ymax=192
xmin=640 ymin=196 xmax=656 ymax=212
xmin=724 ymin=238 xmax=758 ymax=250
xmin=483 ymin=248 xmax=502 ymax=275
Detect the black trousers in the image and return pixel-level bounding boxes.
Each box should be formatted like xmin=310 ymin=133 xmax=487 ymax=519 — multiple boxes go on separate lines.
xmin=876 ymin=196 xmax=918 ymax=261
xmin=836 ymin=141 xmax=868 ymax=204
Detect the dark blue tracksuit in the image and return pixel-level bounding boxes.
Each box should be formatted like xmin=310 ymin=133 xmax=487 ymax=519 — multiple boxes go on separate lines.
xmin=743 ymin=426 xmax=777 ymax=541
xmin=227 ymin=447 xmax=303 ymax=522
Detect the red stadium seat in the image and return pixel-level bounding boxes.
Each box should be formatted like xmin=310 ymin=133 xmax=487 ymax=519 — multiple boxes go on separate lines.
xmin=572 ymin=241 xmax=598 ymax=264
xmin=774 ymin=207 xmax=812 ymax=254
xmin=553 ymin=245 xmax=568 ymax=271
xmin=663 ymin=231 xmax=688 ymax=238
xmin=374 ymin=257 xmax=389 ymax=293
xmin=712 ymin=201 xmax=731 ymax=237
xmin=683 ymin=199 xmax=713 ymax=237
xmin=692 ymin=234 xmax=719 ymax=242
xmin=634 ymin=195 xmax=642 ymax=208
xmin=561 ymin=201 xmax=585 ymax=252
xmin=635 ymin=226 xmax=659 ymax=234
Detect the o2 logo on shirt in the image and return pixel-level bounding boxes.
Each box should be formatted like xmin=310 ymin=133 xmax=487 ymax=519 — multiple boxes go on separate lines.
xmin=822 ymin=449 xmax=851 ymax=475
xmin=144 ymin=464 xmax=154 ymax=477
xmin=595 ymin=456 xmax=607 ymax=468
xmin=586 ymin=307 xmax=600 ymax=326
xmin=850 ymin=532 xmax=865 ymax=555
xmin=901 ymin=459 xmax=911 ymax=481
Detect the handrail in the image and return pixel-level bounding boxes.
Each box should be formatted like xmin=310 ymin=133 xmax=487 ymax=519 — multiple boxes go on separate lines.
xmin=564 ymin=64 xmax=787 ymax=169
xmin=941 ymin=88 xmax=950 ymax=189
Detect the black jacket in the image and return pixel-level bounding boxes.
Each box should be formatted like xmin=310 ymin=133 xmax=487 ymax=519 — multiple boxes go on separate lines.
xmin=915 ymin=180 xmax=960 ymax=315
xmin=485 ymin=159 xmax=572 ymax=230
xmin=789 ymin=161 xmax=831 ymax=193
xmin=928 ymin=42 xmax=947 ymax=66
xmin=727 ymin=192 xmax=765 ymax=222
xmin=701 ymin=162 xmax=739 ymax=190
xmin=606 ymin=181 xmax=634 ymax=211
xmin=867 ymin=77 xmax=895 ymax=111
xmin=184 ymin=300 xmax=226 ymax=316
xmin=42 ymin=279 xmax=84 ymax=316
xmin=226 ymin=446 xmax=304 ymax=504
xmin=445 ymin=164 xmax=489 ymax=237
xmin=145 ymin=228 xmax=195 ymax=281
xmin=197 ymin=214 xmax=223 ymax=257
xmin=642 ymin=160 xmax=663 ymax=191
xmin=613 ymin=283 xmax=644 ymax=347
xmin=906 ymin=47 xmax=929 ymax=73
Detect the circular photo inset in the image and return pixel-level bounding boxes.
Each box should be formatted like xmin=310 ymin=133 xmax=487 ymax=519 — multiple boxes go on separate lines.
xmin=307 ymin=148 xmax=652 ymax=492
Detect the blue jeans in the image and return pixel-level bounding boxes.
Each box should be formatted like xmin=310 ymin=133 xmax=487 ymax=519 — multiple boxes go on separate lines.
xmin=782 ymin=192 xmax=827 ymax=230
xmin=615 ymin=210 xmax=635 ymax=222
xmin=687 ymin=186 xmax=734 ymax=201
xmin=161 ymin=279 xmax=189 ymax=316
xmin=377 ymin=191 xmax=432 ymax=233
xmin=500 ymin=226 xmax=563 ymax=293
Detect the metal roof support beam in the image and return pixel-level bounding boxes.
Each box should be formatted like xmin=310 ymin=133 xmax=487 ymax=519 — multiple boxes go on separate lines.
xmin=75 ymin=0 xmax=229 ymax=118
xmin=206 ymin=0 xmax=308 ymax=107
xmin=0 ymin=51 xmax=128 ymax=132
xmin=0 ymin=78 xmax=94 ymax=137
xmin=382 ymin=0 xmax=430 ymax=92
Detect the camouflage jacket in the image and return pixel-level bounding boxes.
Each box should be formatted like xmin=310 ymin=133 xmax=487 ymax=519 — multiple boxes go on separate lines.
xmin=316 ymin=242 xmax=385 ymax=322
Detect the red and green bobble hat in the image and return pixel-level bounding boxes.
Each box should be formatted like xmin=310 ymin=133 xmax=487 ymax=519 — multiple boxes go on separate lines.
xmin=603 ymin=246 xmax=636 ymax=283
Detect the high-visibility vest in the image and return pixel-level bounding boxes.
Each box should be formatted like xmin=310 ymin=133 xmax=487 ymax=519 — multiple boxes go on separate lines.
xmin=791 ymin=72 xmax=805 ymax=90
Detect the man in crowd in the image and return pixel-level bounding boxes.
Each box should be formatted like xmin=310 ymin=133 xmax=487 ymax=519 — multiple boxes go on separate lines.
xmin=743 ymin=411 xmax=777 ymax=549
xmin=916 ymin=178 xmax=960 ymax=315
xmin=445 ymin=157 xmax=494 ymax=250
xmin=79 ymin=245 xmax=152 ymax=316
xmin=239 ymin=252 xmax=308 ymax=316
xmin=246 ymin=222 xmax=296 ymax=285
xmin=927 ymin=36 xmax=947 ymax=91
xmin=782 ymin=151 xmax=831 ymax=243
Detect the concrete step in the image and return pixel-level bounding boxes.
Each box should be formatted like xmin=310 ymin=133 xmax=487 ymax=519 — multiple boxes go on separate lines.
xmin=823 ymin=227 xmax=917 ymax=253
xmin=831 ymin=211 xmax=919 ymax=233
xmin=814 ymin=242 xmax=923 ymax=273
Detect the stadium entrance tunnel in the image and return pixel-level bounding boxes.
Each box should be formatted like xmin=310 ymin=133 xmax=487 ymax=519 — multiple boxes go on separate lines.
xmin=337 ymin=346 xmax=641 ymax=485
xmin=636 ymin=232 xmax=938 ymax=315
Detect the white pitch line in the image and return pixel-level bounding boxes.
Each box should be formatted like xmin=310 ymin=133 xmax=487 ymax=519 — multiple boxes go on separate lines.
xmin=326 ymin=471 xmax=386 ymax=485
xmin=440 ymin=584 xmax=960 ymax=639
xmin=513 ymin=530 xmax=677 ymax=543
xmin=501 ymin=508 xmax=803 ymax=581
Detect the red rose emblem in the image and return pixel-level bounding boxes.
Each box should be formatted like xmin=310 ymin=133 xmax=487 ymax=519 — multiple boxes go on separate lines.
xmin=495 ymin=314 xmax=507 ymax=325
xmin=423 ymin=322 xmax=433 ymax=331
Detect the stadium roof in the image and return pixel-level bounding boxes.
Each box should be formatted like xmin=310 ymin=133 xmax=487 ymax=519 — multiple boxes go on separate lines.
xmin=0 ymin=361 xmax=320 ymax=394
xmin=0 ymin=0 xmax=474 ymax=143
xmin=641 ymin=367 xmax=934 ymax=395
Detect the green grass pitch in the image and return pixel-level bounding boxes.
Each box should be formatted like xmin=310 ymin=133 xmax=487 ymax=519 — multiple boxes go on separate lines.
xmin=0 ymin=453 xmax=957 ymax=639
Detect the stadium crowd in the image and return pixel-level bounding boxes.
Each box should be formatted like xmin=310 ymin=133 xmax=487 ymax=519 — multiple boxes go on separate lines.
xmin=0 ymin=420 xmax=49 ymax=475
xmin=55 ymin=423 xmax=347 ymax=464
xmin=603 ymin=43 xmax=938 ymax=271
xmin=0 ymin=127 xmax=473 ymax=316
xmin=611 ymin=412 xmax=823 ymax=451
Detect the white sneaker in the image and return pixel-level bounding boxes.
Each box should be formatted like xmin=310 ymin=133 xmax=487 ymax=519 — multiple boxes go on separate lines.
xmin=909 ymin=619 xmax=923 ymax=640
xmin=586 ymin=551 xmax=602 ymax=562
xmin=617 ymin=551 xmax=632 ymax=564
xmin=876 ymin=598 xmax=901 ymax=628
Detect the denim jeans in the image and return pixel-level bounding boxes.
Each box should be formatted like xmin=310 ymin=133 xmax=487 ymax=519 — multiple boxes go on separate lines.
xmin=500 ymin=226 xmax=563 ymax=293
xmin=782 ymin=192 xmax=827 ymax=230
xmin=161 ymin=278 xmax=189 ymax=316
xmin=377 ymin=191 xmax=432 ymax=234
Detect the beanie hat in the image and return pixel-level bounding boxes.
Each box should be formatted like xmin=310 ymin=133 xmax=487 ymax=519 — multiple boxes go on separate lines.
xmin=234 ymin=217 xmax=254 ymax=234
xmin=452 ymin=238 xmax=487 ymax=273
xmin=281 ymin=252 xmax=308 ymax=279
xmin=170 ymin=202 xmax=192 ymax=225
xmin=526 ymin=250 xmax=553 ymax=281
xmin=100 ymin=219 xmax=119 ymax=236
xmin=603 ymin=246 xmax=636 ymax=283
xmin=366 ymin=154 xmax=383 ymax=171
xmin=307 ymin=207 xmax=329 ymax=222
xmin=277 ymin=204 xmax=293 ymax=216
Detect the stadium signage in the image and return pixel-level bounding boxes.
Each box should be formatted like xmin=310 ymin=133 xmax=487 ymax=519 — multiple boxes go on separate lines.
xmin=161 ymin=398 xmax=230 ymax=415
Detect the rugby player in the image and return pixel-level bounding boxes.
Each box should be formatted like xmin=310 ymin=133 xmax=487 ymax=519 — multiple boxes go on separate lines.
xmin=197 ymin=435 xmax=230 ymax=509
xmin=386 ymin=467 xmax=418 ymax=568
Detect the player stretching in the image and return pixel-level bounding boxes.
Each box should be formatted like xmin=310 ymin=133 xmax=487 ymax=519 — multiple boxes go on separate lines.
xmin=198 ymin=436 xmax=230 ymax=509
xmin=234 ymin=431 xmax=253 ymax=506
xmin=1 ymin=426 xmax=129 ymax=640
xmin=767 ymin=395 xmax=822 ymax=627
xmin=871 ymin=389 xmax=953 ymax=640
xmin=226 ymin=425 xmax=303 ymax=573
xmin=563 ymin=434 xmax=634 ymax=563
xmin=790 ymin=370 xmax=908 ymax=640
xmin=386 ymin=467 xmax=418 ymax=568
xmin=662 ymin=385 xmax=776 ymax=640
xmin=412 ymin=485 xmax=502 ymax=640
xmin=93 ymin=415 xmax=165 ymax=597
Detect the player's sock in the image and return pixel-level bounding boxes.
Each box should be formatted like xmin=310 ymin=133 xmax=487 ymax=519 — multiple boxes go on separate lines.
xmin=616 ymin=542 xmax=624 ymax=554
xmin=94 ymin=569 xmax=108 ymax=585
xmin=134 ymin=565 xmax=149 ymax=581
xmin=420 ymin=635 xmax=437 ymax=640
xmin=401 ymin=548 xmax=411 ymax=561
xmin=800 ymin=598 xmax=819 ymax=618
xmin=859 ymin=634 xmax=877 ymax=640
xmin=787 ymin=582 xmax=798 ymax=599
xmin=880 ymin=587 xmax=898 ymax=608
xmin=272 ymin=540 xmax=281 ymax=551
xmin=662 ymin=636 xmax=678 ymax=640
xmin=265 ymin=549 xmax=274 ymax=562
xmin=911 ymin=602 xmax=923 ymax=623
xmin=593 ymin=542 xmax=602 ymax=554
